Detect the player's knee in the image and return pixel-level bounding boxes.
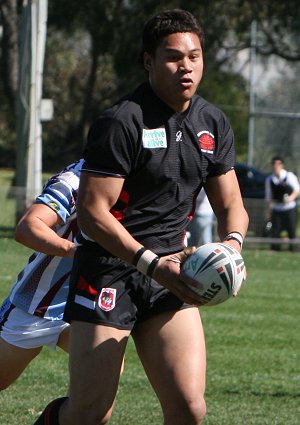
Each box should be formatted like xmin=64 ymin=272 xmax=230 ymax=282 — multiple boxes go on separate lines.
xmin=191 ymin=396 xmax=207 ymax=424
xmin=164 ymin=395 xmax=206 ymax=425
xmin=185 ymin=396 xmax=206 ymax=425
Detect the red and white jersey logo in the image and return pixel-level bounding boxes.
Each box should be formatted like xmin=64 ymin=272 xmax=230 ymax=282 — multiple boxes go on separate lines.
xmin=197 ymin=130 xmax=215 ymax=154
xmin=98 ymin=288 xmax=116 ymax=311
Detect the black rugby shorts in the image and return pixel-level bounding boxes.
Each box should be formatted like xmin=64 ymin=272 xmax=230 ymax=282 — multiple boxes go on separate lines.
xmin=64 ymin=245 xmax=191 ymax=330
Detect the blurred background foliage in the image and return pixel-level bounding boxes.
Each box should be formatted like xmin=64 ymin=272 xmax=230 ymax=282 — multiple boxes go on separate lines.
xmin=0 ymin=0 xmax=300 ymax=171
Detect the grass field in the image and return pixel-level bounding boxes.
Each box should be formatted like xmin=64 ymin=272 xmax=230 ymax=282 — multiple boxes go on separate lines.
xmin=0 ymin=237 xmax=299 ymax=424
xmin=0 ymin=169 xmax=52 ymax=238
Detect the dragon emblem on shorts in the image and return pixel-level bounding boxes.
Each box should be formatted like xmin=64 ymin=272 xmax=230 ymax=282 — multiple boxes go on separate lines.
xmin=98 ymin=288 xmax=116 ymax=312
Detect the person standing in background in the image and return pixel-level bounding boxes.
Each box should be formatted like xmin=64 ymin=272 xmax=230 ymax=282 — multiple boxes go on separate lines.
xmin=265 ymin=156 xmax=300 ymax=251
xmin=188 ymin=188 xmax=215 ymax=246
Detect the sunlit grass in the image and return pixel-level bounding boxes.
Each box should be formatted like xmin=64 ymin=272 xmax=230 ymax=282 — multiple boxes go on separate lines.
xmin=0 ymin=241 xmax=299 ymax=424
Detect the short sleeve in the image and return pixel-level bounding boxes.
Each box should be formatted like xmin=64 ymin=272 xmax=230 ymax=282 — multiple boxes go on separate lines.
xmin=82 ymin=114 xmax=138 ymax=177
xmin=35 ymin=167 xmax=80 ymax=223
xmin=206 ymin=109 xmax=236 ymax=177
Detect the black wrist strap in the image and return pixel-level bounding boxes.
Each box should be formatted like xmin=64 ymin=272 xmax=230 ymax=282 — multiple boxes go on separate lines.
xmin=224 ymin=236 xmax=242 ymax=247
xmin=147 ymin=256 xmax=160 ymax=278
xmin=132 ymin=247 xmax=146 ymax=266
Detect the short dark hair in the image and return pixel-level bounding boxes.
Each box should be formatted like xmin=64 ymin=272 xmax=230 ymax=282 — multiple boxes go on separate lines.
xmin=139 ymin=9 xmax=205 ymax=64
xmin=271 ymin=156 xmax=284 ymax=165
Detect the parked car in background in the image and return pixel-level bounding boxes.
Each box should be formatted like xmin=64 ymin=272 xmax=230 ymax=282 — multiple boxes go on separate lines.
xmin=234 ymin=163 xmax=267 ymax=236
xmin=234 ymin=162 xmax=267 ymax=199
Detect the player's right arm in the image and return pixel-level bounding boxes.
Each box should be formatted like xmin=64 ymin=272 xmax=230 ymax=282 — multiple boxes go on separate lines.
xmin=15 ymin=203 xmax=76 ymax=258
xmin=77 ymin=173 xmax=201 ymax=305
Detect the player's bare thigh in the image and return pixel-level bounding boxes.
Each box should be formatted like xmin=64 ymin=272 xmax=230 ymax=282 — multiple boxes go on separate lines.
xmin=60 ymin=321 xmax=130 ymax=425
xmin=57 ymin=325 xmax=70 ymax=352
xmin=0 ymin=337 xmax=42 ymax=390
xmin=132 ymin=307 xmax=206 ymax=424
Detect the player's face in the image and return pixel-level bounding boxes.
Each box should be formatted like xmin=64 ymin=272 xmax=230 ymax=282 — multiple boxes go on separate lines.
xmin=272 ymin=160 xmax=284 ymax=176
xmin=144 ymin=32 xmax=203 ymax=112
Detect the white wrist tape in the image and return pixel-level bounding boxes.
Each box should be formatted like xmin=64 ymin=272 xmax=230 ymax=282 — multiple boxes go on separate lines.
xmin=224 ymin=231 xmax=244 ymax=248
xmin=136 ymin=249 xmax=159 ymax=276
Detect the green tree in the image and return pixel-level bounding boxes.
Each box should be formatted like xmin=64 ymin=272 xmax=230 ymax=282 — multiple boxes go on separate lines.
xmin=0 ymin=0 xmax=299 ymax=170
xmin=0 ymin=0 xmax=19 ymax=166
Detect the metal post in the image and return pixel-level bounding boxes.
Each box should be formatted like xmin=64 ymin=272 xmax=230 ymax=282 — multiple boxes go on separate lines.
xmin=26 ymin=0 xmax=48 ymax=207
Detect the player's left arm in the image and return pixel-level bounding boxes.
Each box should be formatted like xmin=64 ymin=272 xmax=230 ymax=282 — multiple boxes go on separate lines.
xmin=285 ymin=173 xmax=300 ymax=203
xmin=15 ymin=203 xmax=76 ymax=258
xmin=286 ymin=189 xmax=300 ymax=203
xmin=204 ymin=169 xmax=249 ymax=252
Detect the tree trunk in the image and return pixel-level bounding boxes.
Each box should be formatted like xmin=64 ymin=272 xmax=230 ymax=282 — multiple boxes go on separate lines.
xmin=0 ymin=0 xmax=19 ymax=109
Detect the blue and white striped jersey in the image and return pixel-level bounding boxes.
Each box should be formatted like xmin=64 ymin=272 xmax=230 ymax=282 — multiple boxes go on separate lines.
xmin=8 ymin=159 xmax=83 ymax=321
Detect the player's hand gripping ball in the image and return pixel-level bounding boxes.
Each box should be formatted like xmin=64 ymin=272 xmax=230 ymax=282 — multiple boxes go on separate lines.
xmin=181 ymin=243 xmax=245 ymax=306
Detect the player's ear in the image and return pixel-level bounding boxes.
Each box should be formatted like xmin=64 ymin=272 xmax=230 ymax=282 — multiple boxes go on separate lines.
xmin=143 ymin=52 xmax=152 ymax=71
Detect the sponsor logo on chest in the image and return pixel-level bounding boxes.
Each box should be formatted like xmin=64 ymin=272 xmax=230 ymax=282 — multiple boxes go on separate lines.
xmin=142 ymin=128 xmax=167 ymax=149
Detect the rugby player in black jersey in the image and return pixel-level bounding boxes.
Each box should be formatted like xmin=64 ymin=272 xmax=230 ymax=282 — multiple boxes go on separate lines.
xmin=35 ymin=9 xmax=248 ymax=425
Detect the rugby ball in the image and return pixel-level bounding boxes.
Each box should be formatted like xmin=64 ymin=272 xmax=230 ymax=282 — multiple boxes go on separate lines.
xmin=181 ymin=243 xmax=245 ymax=306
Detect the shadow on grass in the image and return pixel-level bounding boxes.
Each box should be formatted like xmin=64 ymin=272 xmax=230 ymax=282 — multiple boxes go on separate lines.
xmin=0 ymin=226 xmax=14 ymax=238
xmin=226 ymin=389 xmax=300 ymax=398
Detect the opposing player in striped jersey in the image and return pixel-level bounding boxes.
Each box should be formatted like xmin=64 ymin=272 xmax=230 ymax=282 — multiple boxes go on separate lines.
xmin=0 ymin=159 xmax=83 ymax=390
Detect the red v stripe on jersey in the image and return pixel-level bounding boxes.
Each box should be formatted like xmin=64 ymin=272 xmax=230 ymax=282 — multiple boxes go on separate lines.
xmin=119 ymin=189 xmax=129 ymax=204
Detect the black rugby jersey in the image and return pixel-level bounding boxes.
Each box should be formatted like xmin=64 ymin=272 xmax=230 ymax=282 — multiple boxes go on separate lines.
xmin=82 ymin=82 xmax=236 ymax=255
